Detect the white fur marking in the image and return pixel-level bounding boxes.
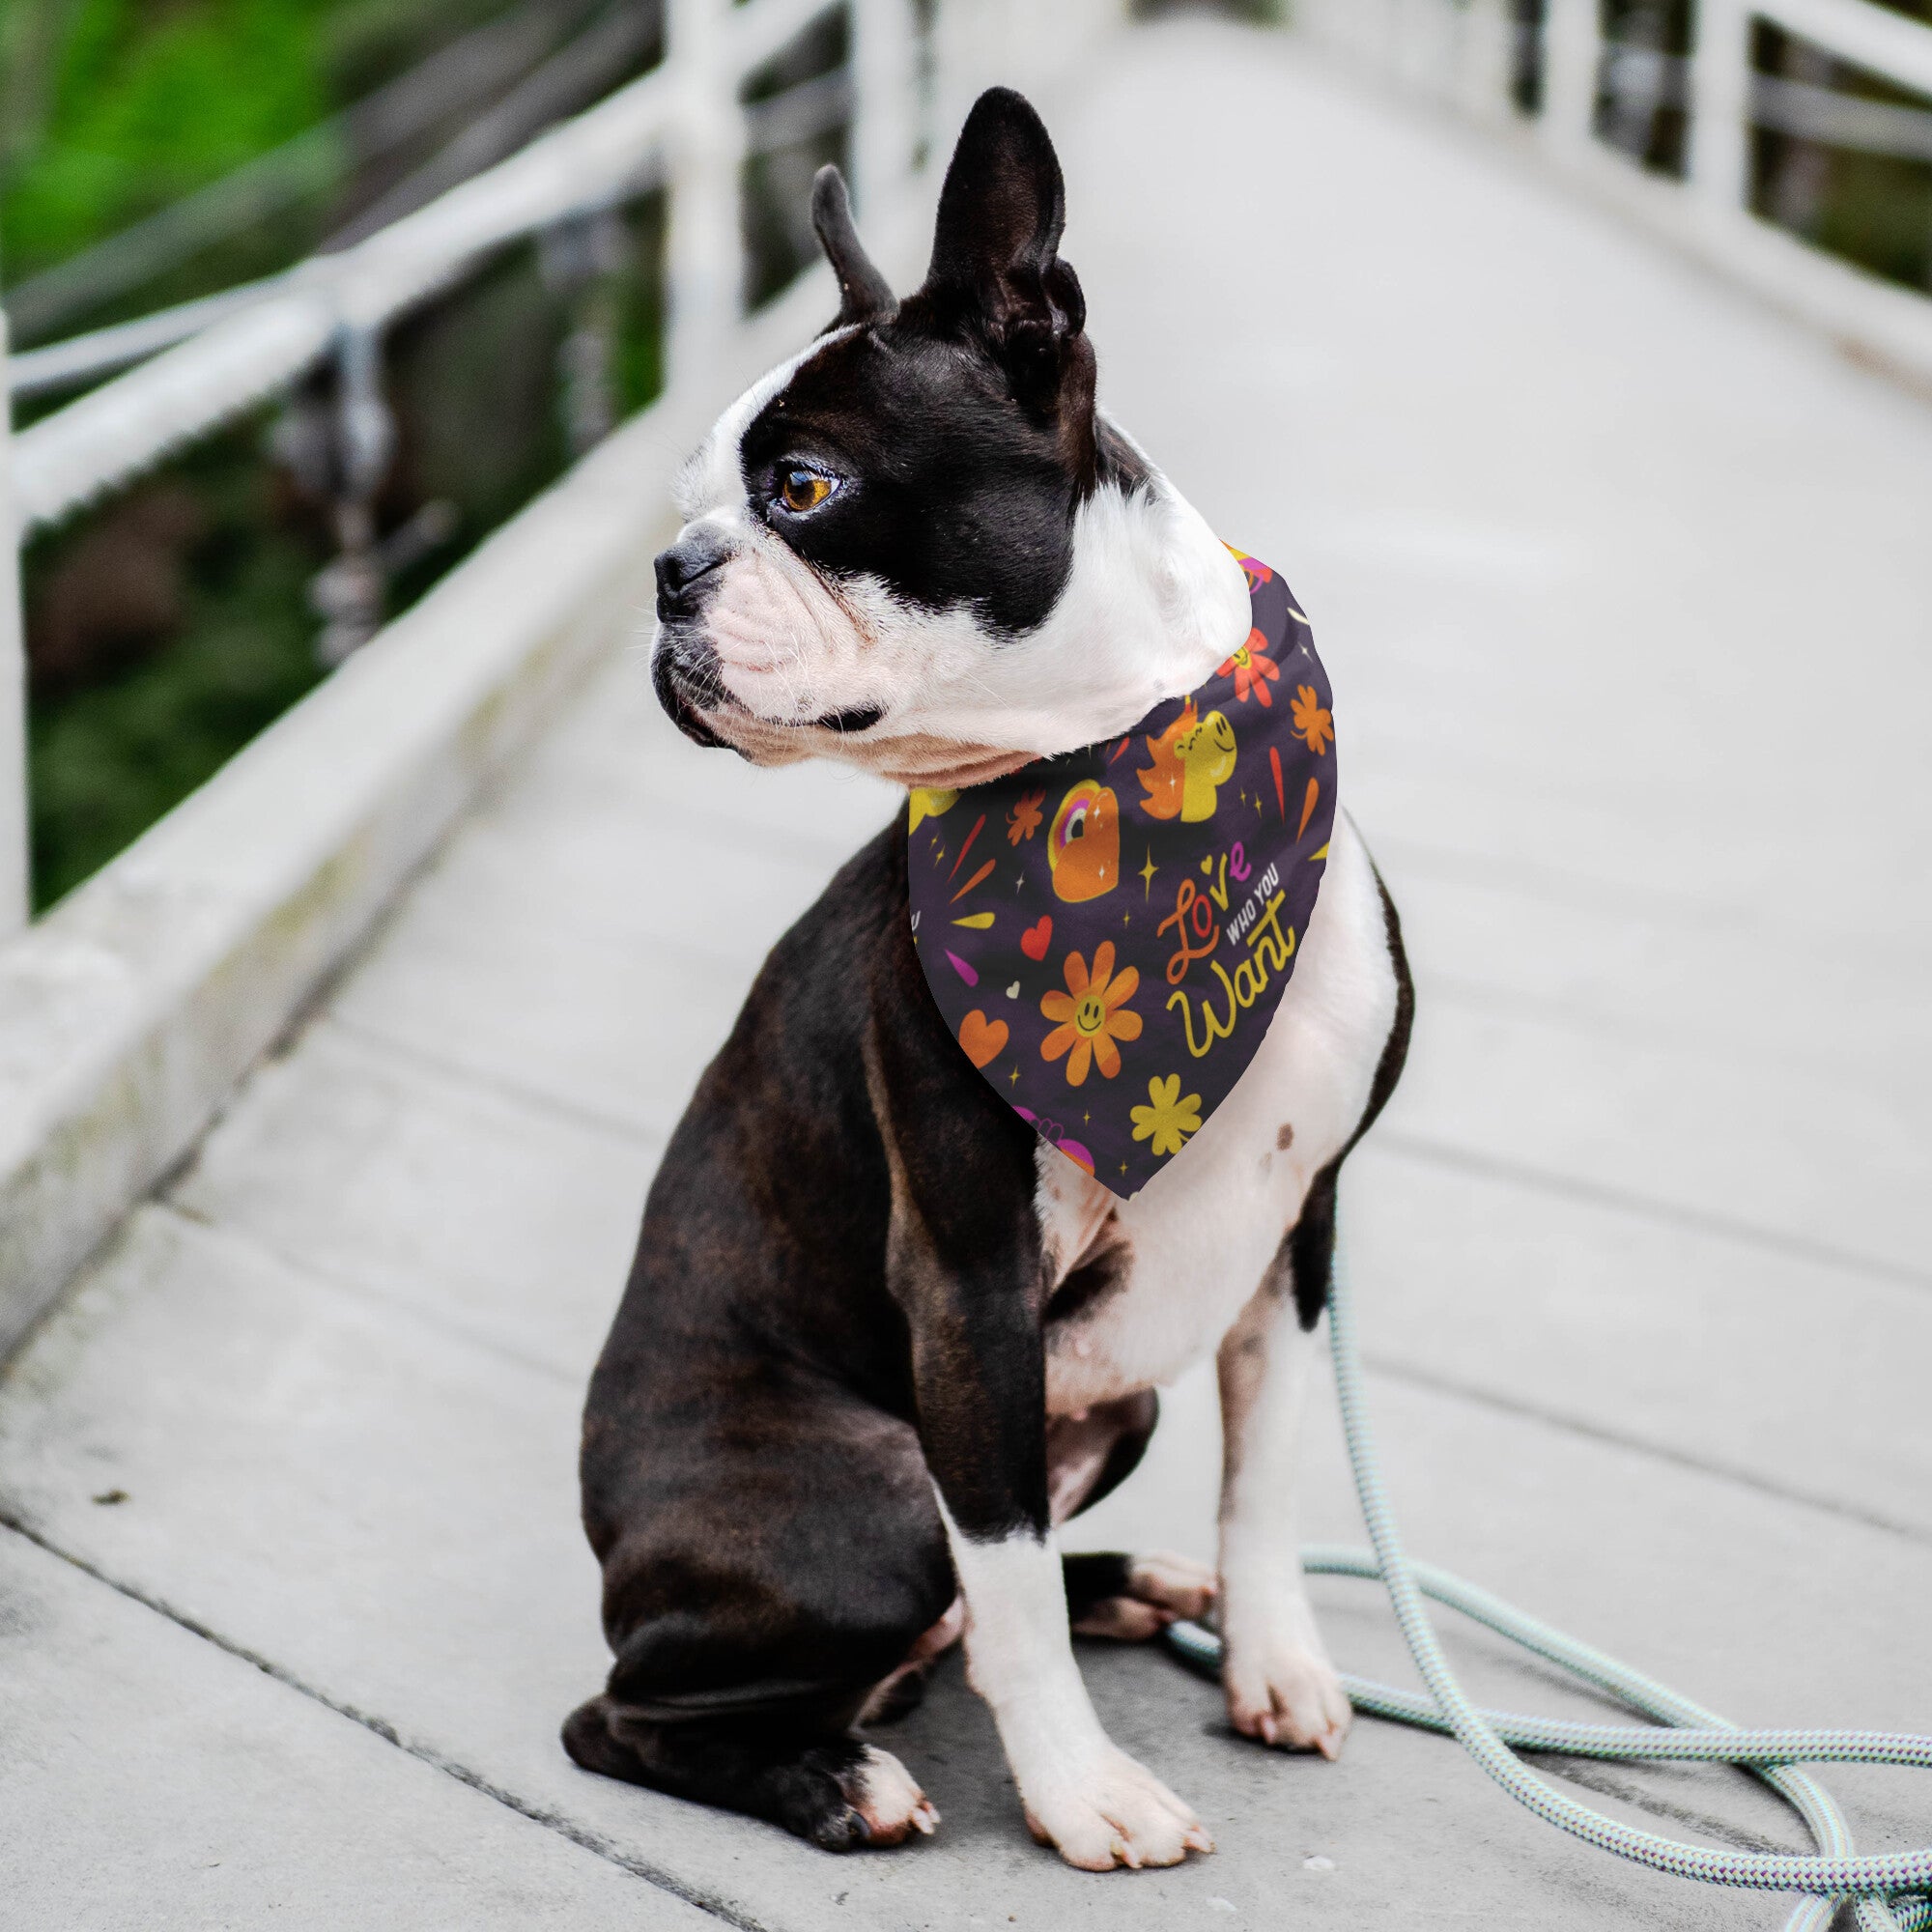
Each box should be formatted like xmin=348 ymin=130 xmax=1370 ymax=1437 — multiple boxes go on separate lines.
xmin=848 ymin=1745 xmax=940 ymax=1843
xmin=936 ymin=1504 xmax=1210 ymax=1869
xmin=1037 ymin=812 xmax=1397 ymax=1413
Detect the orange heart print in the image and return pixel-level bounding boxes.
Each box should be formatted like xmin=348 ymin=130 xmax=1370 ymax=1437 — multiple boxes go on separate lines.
xmin=957 ymin=1010 xmax=1009 ymax=1068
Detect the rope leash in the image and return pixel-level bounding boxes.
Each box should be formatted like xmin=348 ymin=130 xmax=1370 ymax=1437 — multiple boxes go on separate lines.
xmin=1162 ymin=1216 xmax=1932 ymax=1931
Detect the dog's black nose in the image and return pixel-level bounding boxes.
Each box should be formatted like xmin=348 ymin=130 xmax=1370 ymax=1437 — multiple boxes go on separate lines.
xmin=654 ymin=532 xmax=731 ymax=620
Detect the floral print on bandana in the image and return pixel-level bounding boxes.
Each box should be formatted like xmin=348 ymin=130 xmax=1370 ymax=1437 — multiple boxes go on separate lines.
xmin=907 ymin=548 xmax=1337 ymax=1199
xmin=1219 ymin=627 xmax=1282 ymax=707
xmin=1131 ymin=1075 xmax=1204 ymax=1157
xmin=1039 ymin=942 xmax=1143 ymax=1086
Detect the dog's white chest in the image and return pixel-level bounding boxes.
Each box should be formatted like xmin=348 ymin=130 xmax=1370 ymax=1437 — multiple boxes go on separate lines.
xmin=1036 ymin=814 xmax=1397 ymax=1415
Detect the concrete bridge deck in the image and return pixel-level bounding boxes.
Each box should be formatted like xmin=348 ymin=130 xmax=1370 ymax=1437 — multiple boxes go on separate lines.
xmin=4 ymin=15 xmax=1930 ymax=1927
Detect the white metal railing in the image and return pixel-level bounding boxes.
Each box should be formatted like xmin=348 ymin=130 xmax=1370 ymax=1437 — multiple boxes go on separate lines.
xmin=0 ymin=319 xmax=25 ymax=932
xmin=1293 ymin=0 xmax=1932 ymax=381
xmin=7 ymin=0 xmax=835 ymax=538
xmin=0 ymin=0 xmax=1125 ymax=941
xmin=0 ymin=0 xmax=972 ymax=940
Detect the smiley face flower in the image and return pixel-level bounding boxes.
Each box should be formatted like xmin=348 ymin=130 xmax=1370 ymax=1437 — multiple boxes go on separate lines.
xmin=1130 ymin=1074 xmax=1204 ymax=1157
xmin=1039 ymin=941 xmax=1143 ymax=1086
xmin=1218 ymin=627 xmax=1281 ymax=707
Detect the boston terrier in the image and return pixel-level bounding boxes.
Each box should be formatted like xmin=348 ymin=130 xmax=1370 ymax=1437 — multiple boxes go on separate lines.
xmin=564 ymin=87 xmax=1412 ymax=1870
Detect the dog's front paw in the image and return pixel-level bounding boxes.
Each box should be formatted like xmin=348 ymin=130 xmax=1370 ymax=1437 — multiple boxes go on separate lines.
xmin=807 ymin=1745 xmax=940 ymax=1851
xmin=1222 ymin=1634 xmax=1352 ymax=1759
xmin=1020 ymin=1744 xmax=1213 ymax=1871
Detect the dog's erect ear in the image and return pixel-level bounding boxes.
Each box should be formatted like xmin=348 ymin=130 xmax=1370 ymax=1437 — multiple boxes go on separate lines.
xmin=923 ymin=88 xmax=1088 ymax=408
xmin=811 ymin=165 xmax=895 ymax=327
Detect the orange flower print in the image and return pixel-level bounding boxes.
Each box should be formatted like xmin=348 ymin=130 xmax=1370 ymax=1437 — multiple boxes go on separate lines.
xmin=1218 ymin=627 xmax=1281 ymax=707
xmin=1290 ymin=684 xmax=1333 ymax=756
xmin=1007 ymin=788 xmax=1046 ymax=845
xmin=1039 ymin=941 xmax=1143 ymax=1087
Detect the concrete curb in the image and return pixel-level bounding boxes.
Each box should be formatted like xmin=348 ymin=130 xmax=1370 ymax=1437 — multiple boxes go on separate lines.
xmin=0 ymin=270 xmax=832 ymax=1358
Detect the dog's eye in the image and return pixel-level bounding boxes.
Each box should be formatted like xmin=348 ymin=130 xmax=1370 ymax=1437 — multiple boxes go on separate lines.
xmin=778 ymin=469 xmax=836 ymax=514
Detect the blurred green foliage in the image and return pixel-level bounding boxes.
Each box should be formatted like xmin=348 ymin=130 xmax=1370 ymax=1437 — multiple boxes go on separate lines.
xmin=19 ymin=198 xmax=665 ymax=909
xmin=1588 ymin=0 xmax=1932 ymax=293
xmin=0 ymin=0 xmax=522 ymax=287
xmin=6 ymin=0 xmax=667 ymax=911
xmin=2 ymin=0 xmax=328 ymax=280
xmin=1752 ymin=13 xmax=1932 ymax=294
xmin=23 ymin=418 xmax=329 ymax=904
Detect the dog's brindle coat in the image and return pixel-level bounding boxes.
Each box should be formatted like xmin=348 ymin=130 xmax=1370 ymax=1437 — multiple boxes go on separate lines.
xmin=568 ymin=90 xmax=1413 ymax=1870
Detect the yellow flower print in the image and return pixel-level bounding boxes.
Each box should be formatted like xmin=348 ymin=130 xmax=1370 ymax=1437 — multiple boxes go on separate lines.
xmin=1039 ymin=941 xmax=1143 ymax=1087
xmin=1130 ymin=1074 xmax=1203 ymax=1157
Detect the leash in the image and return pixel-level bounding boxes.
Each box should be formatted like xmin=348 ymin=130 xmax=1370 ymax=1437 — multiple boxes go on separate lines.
xmin=1161 ymin=1208 xmax=1932 ymax=1930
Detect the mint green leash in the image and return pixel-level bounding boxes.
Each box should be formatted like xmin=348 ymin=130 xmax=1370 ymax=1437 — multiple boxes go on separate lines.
xmin=1162 ymin=1211 xmax=1932 ymax=1930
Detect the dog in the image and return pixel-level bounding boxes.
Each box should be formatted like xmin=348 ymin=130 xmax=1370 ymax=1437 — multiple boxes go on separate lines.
xmin=564 ymin=86 xmax=1412 ymax=1871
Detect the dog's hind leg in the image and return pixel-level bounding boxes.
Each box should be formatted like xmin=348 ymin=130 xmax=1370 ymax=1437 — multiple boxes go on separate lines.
xmin=856 ymin=1595 xmax=966 ymax=1726
xmin=1064 ymin=1550 xmax=1216 ymax=1640
xmin=1047 ymin=1391 xmax=1217 ymax=1641
xmin=562 ymin=1698 xmax=937 ymax=1849
xmin=573 ymin=1365 xmax=957 ymax=1850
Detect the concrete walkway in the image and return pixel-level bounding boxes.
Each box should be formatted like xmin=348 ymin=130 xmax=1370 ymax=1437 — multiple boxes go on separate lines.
xmin=4 ymin=16 xmax=1930 ymax=1928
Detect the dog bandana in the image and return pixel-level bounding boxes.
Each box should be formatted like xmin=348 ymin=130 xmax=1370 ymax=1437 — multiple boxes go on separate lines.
xmin=907 ymin=549 xmax=1336 ymax=1198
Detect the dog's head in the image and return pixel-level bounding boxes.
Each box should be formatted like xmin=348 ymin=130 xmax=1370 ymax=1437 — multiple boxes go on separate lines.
xmin=652 ymin=87 xmax=1247 ymax=789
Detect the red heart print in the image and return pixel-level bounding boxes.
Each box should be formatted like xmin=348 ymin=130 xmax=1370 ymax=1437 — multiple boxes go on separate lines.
xmin=1020 ymin=916 xmax=1053 ymax=962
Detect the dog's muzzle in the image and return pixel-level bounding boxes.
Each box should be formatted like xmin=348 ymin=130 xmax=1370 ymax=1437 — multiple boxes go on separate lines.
xmin=648 ymin=529 xmax=886 ymax=747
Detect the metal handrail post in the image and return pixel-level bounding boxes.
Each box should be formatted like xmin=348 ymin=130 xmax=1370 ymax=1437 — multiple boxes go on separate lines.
xmin=1690 ymin=0 xmax=1754 ymax=221
xmin=311 ymin=323 xmax=400 ymax=667
xmin=0 ymin=314 xmax=29 ymax=935
xmin=852 ymin=0 xmax=916 ymax=223
xmin=1455 ymin=0 xmax=1518 ymax=121
xmin=1541 ymin=0 xmax=1603 ymax=155
xmin=665 ymin=0 xmax=740 ymax=399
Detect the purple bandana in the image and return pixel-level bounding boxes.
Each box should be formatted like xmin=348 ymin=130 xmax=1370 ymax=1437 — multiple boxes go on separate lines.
xmin=907 ymin=549 xmax=1337 ymax=1199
